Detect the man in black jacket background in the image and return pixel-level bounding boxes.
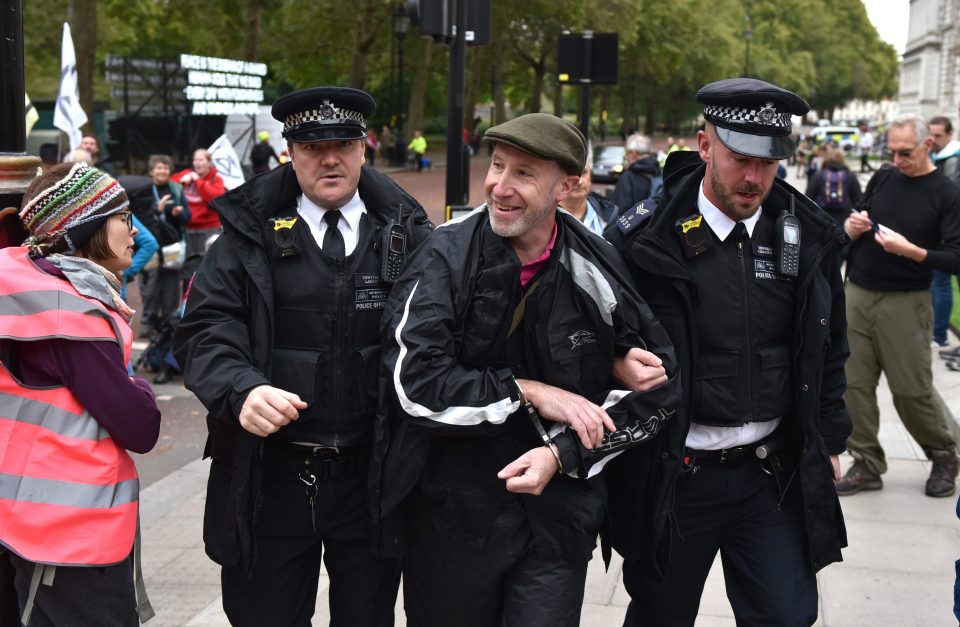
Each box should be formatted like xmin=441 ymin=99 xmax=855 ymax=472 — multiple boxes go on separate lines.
xmin=606 ymin=78 xmax=851 ymax=627
xmin=609 ymin=132 xmax=662 ymax=214
xmin=173 ymin=87 xmax=433 ymax=627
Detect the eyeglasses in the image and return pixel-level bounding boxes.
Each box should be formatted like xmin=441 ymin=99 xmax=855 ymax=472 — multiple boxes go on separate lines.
xmin=892 ymin=144 xmax=919 ymax=159
xmin=116 ymin=210 xmax=133 ymax=229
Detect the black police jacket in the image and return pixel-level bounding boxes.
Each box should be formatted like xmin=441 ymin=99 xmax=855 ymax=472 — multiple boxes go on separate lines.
xmin=370 ymin=207 xmax=681 ymax=559
xmin=605 ymin=153 xmax=851 ymax=577
xmin=172 ymin=164 xmax=433 ymax=571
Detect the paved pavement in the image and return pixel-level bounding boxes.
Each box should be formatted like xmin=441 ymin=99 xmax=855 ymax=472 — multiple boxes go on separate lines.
xmin=133 ymin=347 xmax=960 ymax=627
xmin=133 ymin=162 xmax=960 ymax=626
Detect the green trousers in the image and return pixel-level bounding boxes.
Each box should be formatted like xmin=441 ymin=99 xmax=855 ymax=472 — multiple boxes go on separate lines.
xmin=843 ymin=282 xmax=956 ymax=475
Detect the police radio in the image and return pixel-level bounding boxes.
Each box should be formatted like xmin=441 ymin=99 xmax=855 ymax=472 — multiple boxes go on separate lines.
xmin=776 ymin=196 xmax=801 ymax=277
xmin=379 ymin=203 xmax=408 ymax=284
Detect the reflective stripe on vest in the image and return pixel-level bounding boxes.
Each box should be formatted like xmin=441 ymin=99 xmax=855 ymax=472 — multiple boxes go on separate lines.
xmin=0 ymin=247 xmax=131 ymax=365
xmin=0 ymin=247 xmax=138 ymax=566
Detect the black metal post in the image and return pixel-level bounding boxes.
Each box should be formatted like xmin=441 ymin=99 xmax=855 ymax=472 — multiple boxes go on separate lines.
xmin=388 ymin=18 xmax=396 ymax=164
xmin=445 ymin=0 xmax=468 ymax=207
xmin=578 ymin=31 xmax=593 ymax=142
xmin=0 ymin=0 xmax=37 ymax=249
xmin=0 ymin=1 xmax=37 ymax=617
xmin=1 ymin=0 xmax=27 ymax=153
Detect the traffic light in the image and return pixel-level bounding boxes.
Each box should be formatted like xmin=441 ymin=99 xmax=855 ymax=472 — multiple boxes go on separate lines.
xmin=407 ymin=0 xmax=490 ymax=46
xmin=558 ymin=33 xmax=619 ymax=85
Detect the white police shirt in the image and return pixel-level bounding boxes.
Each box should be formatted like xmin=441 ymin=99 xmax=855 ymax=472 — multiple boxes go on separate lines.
xmin=297 ymin=190 xmax=367 ymax=256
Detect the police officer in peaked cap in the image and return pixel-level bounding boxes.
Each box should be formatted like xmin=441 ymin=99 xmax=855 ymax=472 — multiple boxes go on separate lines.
xmin=173 ymin=86 xmax=434 ymax=626
xmin=604 ymin=77 xmax=851 ymax=626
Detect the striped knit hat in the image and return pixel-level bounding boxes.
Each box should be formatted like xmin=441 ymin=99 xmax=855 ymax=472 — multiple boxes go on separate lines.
xmin=19 ymin=162 xmax=129 ymax=255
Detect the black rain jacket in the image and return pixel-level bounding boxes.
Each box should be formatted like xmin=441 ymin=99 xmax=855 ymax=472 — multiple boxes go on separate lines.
xmin=605 ymin=154 xmax=851 ymax=577
xmin=172 ymin=164 xmax=433 ymax=571
xmin=370 ymin=207 xmax=682 ymax=558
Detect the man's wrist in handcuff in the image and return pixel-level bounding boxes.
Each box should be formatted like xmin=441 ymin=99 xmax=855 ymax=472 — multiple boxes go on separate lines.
xmin=545 ymin=440 xmax=565 ymax=474
xmin=515 ymin=377 xmax=531 ymax=408
xmin=516 ymin=377 xmax=561 ymax=473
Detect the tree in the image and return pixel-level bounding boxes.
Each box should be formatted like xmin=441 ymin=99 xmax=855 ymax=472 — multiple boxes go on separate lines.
xmin=406 ymin=36 xmax=434 ymax=135
xmin=21 ymin=0 xmax=900 ymax=153
xmin=349 ymin=0 xmax=387 ymax=89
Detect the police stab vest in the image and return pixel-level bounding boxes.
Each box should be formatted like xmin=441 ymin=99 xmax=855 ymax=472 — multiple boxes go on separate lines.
xmin=0 ymin=247 xmax=138 ymax=566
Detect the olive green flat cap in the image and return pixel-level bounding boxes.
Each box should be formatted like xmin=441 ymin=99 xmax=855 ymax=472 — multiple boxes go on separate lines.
xmin=483 ymin=113 xmax=586 ymax=175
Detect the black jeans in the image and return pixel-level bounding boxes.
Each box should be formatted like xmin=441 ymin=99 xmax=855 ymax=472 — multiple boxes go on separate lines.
xmin=622 ymin=456 xmax=817 ymax=627
xmin=403 ymin=497 xmax=589 ymax=627
xmin=221 ymin=455 xmax=400 ymax=627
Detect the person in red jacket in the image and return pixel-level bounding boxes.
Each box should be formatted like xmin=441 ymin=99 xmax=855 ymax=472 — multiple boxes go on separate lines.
xmin=172 ymin=148 xmax=226 ymax=261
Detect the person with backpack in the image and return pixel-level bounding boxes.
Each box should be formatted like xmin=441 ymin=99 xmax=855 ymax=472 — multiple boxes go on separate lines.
xmin=806 ymin=146 xmax=862 ymax=226
xmin=610 ymin=132 xmax=663 ymax=214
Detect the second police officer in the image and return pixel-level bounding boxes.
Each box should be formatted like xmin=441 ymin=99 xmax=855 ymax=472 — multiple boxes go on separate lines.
xmin=605 ymin=78 xmax=851 ymax=626
xmin=173 ymin=87 xmax=433 ymax=626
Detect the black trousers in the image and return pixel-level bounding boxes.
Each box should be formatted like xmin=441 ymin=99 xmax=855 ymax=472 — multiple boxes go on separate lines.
xmin=221 ymin=454 xmax=400 ymax=627
xmin=622 ymin=456 xmax=817 ymax=627
xmin=403 ymin=498 xmax=588 ymax=627
xmin=10 ymin=552 xmax=138 ymax=627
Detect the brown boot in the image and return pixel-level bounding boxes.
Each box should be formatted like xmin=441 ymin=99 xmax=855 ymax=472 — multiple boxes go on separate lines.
xmin=925 ymin=449 xmax=959 ymax=497
xmin=836 ymin=462 xmax=883 ymax=496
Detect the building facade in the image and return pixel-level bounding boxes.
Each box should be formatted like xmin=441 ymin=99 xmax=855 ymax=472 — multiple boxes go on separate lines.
xmin=899 ymin=0 xmax=960 ymax=119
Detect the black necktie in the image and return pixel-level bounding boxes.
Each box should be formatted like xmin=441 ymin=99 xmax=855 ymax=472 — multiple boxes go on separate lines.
xmin=322 ymin=210 xmax=345 ymax=257
xmin=732 ymin=222 xmax=749 ymax=242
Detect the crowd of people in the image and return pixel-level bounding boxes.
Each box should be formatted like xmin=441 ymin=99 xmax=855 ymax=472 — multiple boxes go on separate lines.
xmin=3 ymin=75 xmax=960 ymax=627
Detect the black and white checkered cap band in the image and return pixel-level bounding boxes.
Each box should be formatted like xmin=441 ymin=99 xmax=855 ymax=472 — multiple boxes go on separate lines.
xmin=283 ymin=99 xmax=366 ymax=133
xmin=703 ymin=103 xmax=791 ymax=129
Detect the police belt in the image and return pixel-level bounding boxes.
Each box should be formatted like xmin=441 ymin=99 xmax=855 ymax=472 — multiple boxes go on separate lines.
xmin=263 ymin=440 xmax=370 ymax=477
xmin=686 ymin=432 xmax=783 ymax=466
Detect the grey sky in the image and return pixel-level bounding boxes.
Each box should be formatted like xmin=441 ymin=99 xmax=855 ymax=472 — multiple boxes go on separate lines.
xmin=862 ymin=0 xmax=910 ymax=55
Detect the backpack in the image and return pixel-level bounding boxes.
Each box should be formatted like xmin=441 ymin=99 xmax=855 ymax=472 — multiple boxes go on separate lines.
xmin=818 ymin=169 xmax=852 ymax=210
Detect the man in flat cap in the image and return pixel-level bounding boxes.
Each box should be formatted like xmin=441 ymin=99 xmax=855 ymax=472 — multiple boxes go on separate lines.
xmin=605 ymin=78 xmax=851 ymax=626
xmin=173 ymin=86 xmax=433 ymax=626
xmin=371 ymin=112 xmax=680 ymax=626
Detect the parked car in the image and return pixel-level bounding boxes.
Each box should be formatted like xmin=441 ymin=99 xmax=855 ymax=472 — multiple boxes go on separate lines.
xmin=591 ymin=145 xmax=626 ymax=183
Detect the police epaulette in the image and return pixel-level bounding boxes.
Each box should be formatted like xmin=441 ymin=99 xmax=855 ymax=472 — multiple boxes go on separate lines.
xmin=616 ymin=197 xmax=659 ymax=236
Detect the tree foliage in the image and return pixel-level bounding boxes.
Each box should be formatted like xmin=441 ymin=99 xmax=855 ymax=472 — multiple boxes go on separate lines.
xmin=23 ymin=0 xmax=900 ymax=139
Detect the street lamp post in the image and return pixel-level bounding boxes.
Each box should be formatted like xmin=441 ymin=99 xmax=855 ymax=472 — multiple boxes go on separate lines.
xmin=392 ymin=5 xmax=409 ymax=167
xmin=0 ymin=0 xmax=37 ymax=249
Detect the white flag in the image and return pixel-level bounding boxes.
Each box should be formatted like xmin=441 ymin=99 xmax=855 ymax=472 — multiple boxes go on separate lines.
xmin=53 ymin=22 xmax=88 ymax=152
xmin=25 ymin=93 xmax=39 ymax=136
xmin=208 ymin=134 xmax=245 ymax=190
